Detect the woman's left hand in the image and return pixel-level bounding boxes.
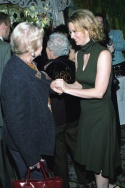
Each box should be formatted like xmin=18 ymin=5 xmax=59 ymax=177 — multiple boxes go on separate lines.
xmin=50 ymin=79 xmax=63 ymax=94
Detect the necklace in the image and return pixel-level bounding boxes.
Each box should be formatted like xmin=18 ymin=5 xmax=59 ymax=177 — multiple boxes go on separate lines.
xmin=27 ymin=61 xmax=41 ymax=78
xmin=25 ymin=61 xmax=41 ymax=79
xmin=27 ymin=61 xmax=38 ymax=71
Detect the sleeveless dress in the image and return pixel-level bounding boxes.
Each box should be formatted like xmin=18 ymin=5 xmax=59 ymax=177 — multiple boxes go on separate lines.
xmin=75 ymin=40 xmax=121 ymax=179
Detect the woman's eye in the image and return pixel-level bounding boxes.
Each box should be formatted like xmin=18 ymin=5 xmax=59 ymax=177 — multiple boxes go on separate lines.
xmin=69 ymin=31 xmax=75 ymax=35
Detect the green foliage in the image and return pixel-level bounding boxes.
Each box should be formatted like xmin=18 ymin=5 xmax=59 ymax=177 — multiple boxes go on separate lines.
xmin=72 ymin=0 xmax=125 ymax=37
xmin=0 ymin=4 xmax=50 ymax=29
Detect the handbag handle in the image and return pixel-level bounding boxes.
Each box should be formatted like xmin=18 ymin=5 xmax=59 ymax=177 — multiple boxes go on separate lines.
xmin=26 ymin=161 xmax=49 ymax=185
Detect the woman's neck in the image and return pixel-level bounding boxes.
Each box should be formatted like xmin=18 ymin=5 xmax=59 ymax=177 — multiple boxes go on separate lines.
xmin=17 ymin=53 xmax=33 ymax=64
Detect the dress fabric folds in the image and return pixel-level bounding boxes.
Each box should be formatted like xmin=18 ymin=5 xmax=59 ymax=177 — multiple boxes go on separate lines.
xmin=75 ymin=40 xmax=121 ymax=179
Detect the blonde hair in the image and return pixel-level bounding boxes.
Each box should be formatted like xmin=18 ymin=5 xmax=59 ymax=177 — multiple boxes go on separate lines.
xmin=11 ymin=22 xmax=44 ymax=55
xmin=68 ymin=9 xmax=105 ymax=42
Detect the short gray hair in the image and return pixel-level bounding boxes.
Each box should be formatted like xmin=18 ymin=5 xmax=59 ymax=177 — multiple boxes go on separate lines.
xmin=47 ymin=32 xmax=70 ymax=56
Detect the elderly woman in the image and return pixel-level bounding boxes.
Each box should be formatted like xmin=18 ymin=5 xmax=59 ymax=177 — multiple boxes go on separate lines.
xmin=45 ymin=32 xmax=75 ymax=82
xmin=44 ymin=32 xmax=93 ymax=188
xmin=1 ymin=22 xmax=55 ymax=179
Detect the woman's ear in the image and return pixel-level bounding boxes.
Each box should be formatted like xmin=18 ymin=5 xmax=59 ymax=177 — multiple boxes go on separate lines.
xmin=85 ymin=29 xmax=89 ymax=36
xmin=46 ymin=47 xmax=57 ymax=59
xmin=51 ymin=51 xmax=57 ymax=59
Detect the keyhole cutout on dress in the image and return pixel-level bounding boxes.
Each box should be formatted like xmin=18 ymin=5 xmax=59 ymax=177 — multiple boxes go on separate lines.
xmin=82 ymin=53 xmax=90 ymax=71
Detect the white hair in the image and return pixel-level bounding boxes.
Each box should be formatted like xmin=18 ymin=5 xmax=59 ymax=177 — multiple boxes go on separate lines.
xmin=47 ymin=32 xmax=70 ymax=56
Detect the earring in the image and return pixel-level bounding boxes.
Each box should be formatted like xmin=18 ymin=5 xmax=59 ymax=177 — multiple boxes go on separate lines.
xmin=31 ymin=52 xmax=35 ymax=58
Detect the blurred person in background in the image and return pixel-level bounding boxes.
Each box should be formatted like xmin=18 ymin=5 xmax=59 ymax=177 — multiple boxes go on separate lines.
xmin=0 ymin=11 xmax=17 ymax=188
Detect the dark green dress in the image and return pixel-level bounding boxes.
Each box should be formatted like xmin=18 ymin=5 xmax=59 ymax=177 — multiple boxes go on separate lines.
xmin=75 ymin=40 xmax=121 ymax=179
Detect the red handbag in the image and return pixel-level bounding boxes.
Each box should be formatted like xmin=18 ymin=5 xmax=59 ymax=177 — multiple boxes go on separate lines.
xmin=12 ymin=161 xmax=63 ymax=188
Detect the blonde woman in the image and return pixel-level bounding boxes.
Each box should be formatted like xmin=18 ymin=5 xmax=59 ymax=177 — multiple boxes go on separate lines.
xmin=51 ymin=9 xmax=121 ymax=188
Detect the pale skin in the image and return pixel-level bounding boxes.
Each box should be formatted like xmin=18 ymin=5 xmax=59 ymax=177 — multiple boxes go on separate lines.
xmin=51 ymin=22 xmax=113 ymax=188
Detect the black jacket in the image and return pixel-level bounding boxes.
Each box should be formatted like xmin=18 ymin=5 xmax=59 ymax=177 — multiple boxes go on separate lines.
xmin=45 ymin=56 xmax=80 ymax=126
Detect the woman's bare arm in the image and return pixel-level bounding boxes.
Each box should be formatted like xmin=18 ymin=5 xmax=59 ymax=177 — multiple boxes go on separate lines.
xmin=53 ymin=50 xmax=112 ymax=98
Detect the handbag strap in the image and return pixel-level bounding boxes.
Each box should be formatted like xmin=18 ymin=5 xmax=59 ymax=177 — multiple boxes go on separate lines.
xmin=40 ymin=161 xmax=49 ymax=180
xmin=26 ymin=162 xmax=49 ymax=185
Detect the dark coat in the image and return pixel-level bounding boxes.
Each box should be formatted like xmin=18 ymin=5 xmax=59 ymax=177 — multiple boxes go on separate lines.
xmin=1 ymin=55 xmax=55 ymax=167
